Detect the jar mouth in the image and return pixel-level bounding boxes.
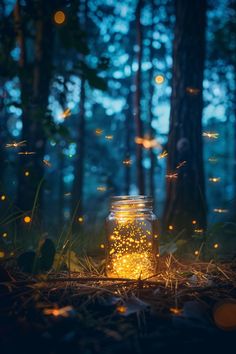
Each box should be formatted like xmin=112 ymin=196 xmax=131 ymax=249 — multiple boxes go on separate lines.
xmin=110 ymin=195 xmax=153 ymax=212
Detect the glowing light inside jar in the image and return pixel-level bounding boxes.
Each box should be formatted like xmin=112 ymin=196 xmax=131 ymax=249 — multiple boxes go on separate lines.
xmin=106 ymin=218 xmax=157 ymax=279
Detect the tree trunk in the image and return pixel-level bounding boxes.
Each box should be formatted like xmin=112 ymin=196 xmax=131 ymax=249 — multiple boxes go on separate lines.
xmin=72 ymin=77 xmax=86 ymax=219
xmin=15 ymin=0 xmax=54 ymax=214
xmin=148 ymin=0 xmax=155 ymax=201
xmin=163 ymin=0 xmax=207 ymax=236
xmin=134 ymin=0 xmax=145 ymax=195
xmin=124 ymin=89 xmax=132 ymax=195
xmin=72 ymin=0 xmax=87 ymax=223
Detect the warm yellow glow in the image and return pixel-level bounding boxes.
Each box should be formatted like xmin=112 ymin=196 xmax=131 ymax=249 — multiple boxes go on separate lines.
xmin=158 ymin=150 xmax=168 ymax=159
xmin=186 ymin=87 xmax=200 ymax=95
xmin=106 ymin=219 xmax=156 ymax=279
xmin=194 ymin=228 xmax=203 ymax=234
xmin=44 ymin=306 xmax=72 ymax=317
xmin=18 ymin=151 xmax=36 ymax=155
xmin=97 ymin=186 xmax=107 ymax=192
xmin=60 ymin=108 xmax=71 ymax=119
xmin=2 ymin=232 xmax=7 ymax=238
xmin=135 ymin=136 xmax=161 ymax=149
xmin=23 ymin=216 xmax=31 ymax=223
xmin=54 ymin=10 xmax=66 ymax=25
xmin=213 ymin=243 xmax=219 ymax=249
xmin=117 ymin=305 xmax=127 ymax=314
xmin=0 ymin=251 xmax=5 ymax=258
xmin=202 ymin=132 xmax=219 ymax=139
xmin=1 ymin=195 xmax=6 ymax=201
xmin=107 ymin=252 xmax=155 ymax=279
xmin=168 ymin=225 xmax=173 ymax=230
xmin=213 ymin=208 xmax=228 ymax=213
xmin=78 ymin=217 xmax=84 ymax=223
xmin=209 ymin=177 xmax=221 ymax=183
xmin=155 ymin=74 xmax=165 ymax=85
xmin=123 ymin=158 xmax=132 ymax=165
xmin=24 ymin=171 xmax=30 ymax=176
xmin=100 ymin=243 xmax=105 ymax=249
xmin=105 ymin=135 xmax=113 ymax=140
xmin=170 ymin=307 xmax=182 ymax=315
xmin=194 ymin=250 xmax=199 ymax=256
xmin=192 ymin=220 xmax=197 ymax=225
xmin=95 ymin=128 xmax=103 ymax=135
xmin=166 ymin=173 xmax=178 ymax=179
xmin=5 ymin=140 xmax=27 ymax=148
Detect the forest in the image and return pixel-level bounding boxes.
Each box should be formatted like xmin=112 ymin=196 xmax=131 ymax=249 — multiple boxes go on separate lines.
xmin=0 ymin=0 xmax=236 ymax=353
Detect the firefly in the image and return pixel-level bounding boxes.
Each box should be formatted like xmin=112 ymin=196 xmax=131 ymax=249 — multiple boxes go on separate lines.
xmin=105 ymin=135 xmax=113 ymax=140
xmin=168 ymin=225 xmax=173 ymax=230
xmin=18 ymin=151 xmax=36 ymax=155
xmin=135 ymin=137 xmax=161 ymax=149
xmin=166 ymin=173 xmax=178 ymax=179
xmin=176 ymin=161 xmax=187 ymax=169
xmin=123 ymin=159 xmax=132 ymax=166
xmin=0 ymin=195 xmax=6 ymax=201
xmin=213 ymin=243 xmax=219 ymax=249
xmin=97 ymin=186 xmax=107 ymax=192
xmin=5 ymin=140 xmax=27 ymax=148
xmin=95 ymin=128 xmax=103 ymax=135
xmin=194 ymin=250 xmax=199 ymax=256
xmin=170 ymin=307 xmax=182 ymax=315
xmin=194 ymin=229 xmax=204 ymax=234
xmin=100 ymin=244 xmax=105 ymax=249
xmin=24 ymin=171 xmax=30 ymax=176
xmin=186 ymin=87 xmax=200 ymax=95
xmin=78 ymin=217 xmax=84 ymax=223
xmin=202 ymin=132 xmax=219 ymax=139
xmin=60 ymin=108 xmax=71 ymax=119
xmin=158 ymin=150 xmax=168 ymax=159
xmin=209 ymin=177 xmax=221 ymax=183
xmin=213 ymin=208 xmax=228 ymax=213
xmin=116 ymin=306 xmax=127 ymax=314
xmin=43 ymin=159 xmax=52 ymax=168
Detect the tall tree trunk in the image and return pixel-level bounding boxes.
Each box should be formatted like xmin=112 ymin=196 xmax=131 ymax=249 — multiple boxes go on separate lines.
xmin=148 ymin=0 xmax=155 ymax=201
xmin=124 ymin=89 xmax=132 ymax=195
xmin=72 ymin=0 xmax=87 ymax=222
xmin=134 ymin=0 xmax=145 ymax=195
xmin=72 ymin=77 xmax=86 ymax=219
xmin=15 ymin=0 xmax=54 ymax=214
xmin=163 ymin=0 xmax=207 ymax=236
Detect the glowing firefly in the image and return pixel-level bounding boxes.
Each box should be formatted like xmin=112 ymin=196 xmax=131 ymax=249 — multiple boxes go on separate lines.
xmin=123 ymin=159 xmax=132 ymax=166
xmin=166 ymin=173 xmax=178 ymax=179
xmin=186 ymin=87 xmax=200 ymax=95
xmin=158 ymin=150 xmax=168 ymax=159
xmin=60 ymin=108 xmax=71 ymax=119
xmin=176 ymin=161 xmax=187 ymax=169
xmin=209 ymin=177 xmax=221 ymax=183
xmin=5 ymin=140 xmax=27 ymax=148
xmin=18 ymin=151 xmax=36 ymax=155
xmin=135 ymin=137 xmax=161 ymax=149
xmin=202 ymin=132 xmax=219 ymax=139
xmin=43 ymin=159 xmax=52 ymax=168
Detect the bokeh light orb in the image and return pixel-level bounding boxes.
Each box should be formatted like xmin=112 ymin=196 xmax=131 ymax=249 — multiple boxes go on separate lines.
xmin=23 ymin=216 xmax=31 ymax=223
xmin=54 ymin=11 xmax=66 ymax=25
xmin=154 ymin=74 xmax=165 ymax=85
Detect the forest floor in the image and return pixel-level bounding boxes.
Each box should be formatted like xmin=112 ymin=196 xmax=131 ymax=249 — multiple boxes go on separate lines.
xmin=0 ymin=256 xmax=236 ymax=354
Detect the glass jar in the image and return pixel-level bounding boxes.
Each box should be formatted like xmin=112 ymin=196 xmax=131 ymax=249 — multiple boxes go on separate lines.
xmin=105 ymin=196 xmax=159 ymax=279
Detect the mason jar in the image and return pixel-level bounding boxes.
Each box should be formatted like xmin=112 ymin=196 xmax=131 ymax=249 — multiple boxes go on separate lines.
xmin=105 ymin=196 xmax=159 ymax=279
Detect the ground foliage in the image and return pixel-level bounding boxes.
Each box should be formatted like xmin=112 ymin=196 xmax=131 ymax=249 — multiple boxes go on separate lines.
xmin=0 ymin=255 xmax=236 ymax=354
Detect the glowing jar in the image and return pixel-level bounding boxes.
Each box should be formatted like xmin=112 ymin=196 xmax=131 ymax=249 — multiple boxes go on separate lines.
xmin=106 ymin=196 xmax=159 ymax=279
